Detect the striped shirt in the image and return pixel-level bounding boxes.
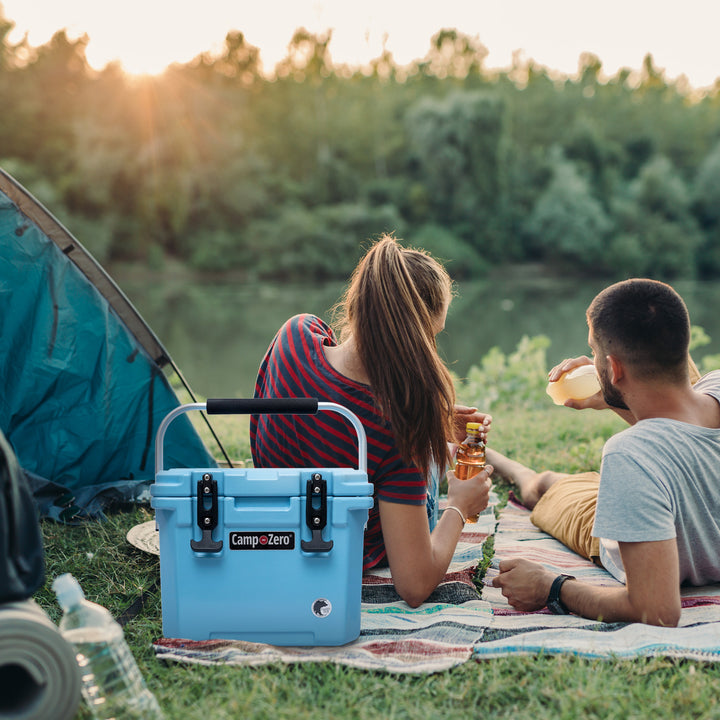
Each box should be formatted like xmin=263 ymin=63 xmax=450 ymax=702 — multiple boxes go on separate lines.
xmin=250 ymin=314 xmax=427 ymax=570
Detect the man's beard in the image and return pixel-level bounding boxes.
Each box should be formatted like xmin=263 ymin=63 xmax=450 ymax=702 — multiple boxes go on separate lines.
xmin=599 ymin=364 xmax=630 ymax=411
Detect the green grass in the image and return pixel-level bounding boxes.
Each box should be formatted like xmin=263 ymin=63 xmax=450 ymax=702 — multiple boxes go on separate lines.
xmin=34 ymin=386 xmax=720 ymax=719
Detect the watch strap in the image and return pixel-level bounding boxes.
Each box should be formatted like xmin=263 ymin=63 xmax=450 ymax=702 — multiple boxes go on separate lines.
xmin=546 ymin=573 xmax=575 ymax=614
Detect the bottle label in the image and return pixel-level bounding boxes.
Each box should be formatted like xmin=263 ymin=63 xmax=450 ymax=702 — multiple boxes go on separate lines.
xmin=229 ymin=531 xmax=296 ymax=550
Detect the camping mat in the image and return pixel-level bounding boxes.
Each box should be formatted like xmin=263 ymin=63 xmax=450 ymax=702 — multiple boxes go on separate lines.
xmin=0 ymin=599 xmax=81 ymax=720
xmin=474 ymin=496 xmax=720 ymax=661
xmin=153 ymin=498 xmax=498 ymax=674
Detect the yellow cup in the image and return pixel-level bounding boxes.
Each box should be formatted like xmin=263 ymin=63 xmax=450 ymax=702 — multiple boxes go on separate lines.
xmin=546 ymin=365 xmax=601 ymax=405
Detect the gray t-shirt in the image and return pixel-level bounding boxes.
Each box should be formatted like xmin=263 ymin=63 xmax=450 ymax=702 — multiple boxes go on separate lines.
xmin=592 ymin=371 xmax=720 ymax=586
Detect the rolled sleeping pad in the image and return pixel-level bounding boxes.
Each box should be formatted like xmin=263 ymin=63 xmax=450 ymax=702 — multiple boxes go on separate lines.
xmin=0 ymin=599 xmax=81 ymax=720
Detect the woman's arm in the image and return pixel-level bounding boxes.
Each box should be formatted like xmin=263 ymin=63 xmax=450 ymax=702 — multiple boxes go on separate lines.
xmin=378 ymin=465 xmax=493 ymax=607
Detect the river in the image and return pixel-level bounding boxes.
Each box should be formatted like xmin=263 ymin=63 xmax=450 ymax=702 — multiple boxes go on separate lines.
xmin=111 ymin=265 xmax=720 ymax=399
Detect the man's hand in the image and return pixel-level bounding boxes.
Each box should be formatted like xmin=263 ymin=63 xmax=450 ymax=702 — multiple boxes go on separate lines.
xmin=491 ymin=558 xmax=556 ymax=611
xmin=548 ymin=356 xmax=608 ymax=411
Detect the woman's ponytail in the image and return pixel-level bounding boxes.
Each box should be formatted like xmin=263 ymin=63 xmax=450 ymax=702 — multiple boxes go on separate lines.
xmin=335 ymin=235 xmax=455 ymax=476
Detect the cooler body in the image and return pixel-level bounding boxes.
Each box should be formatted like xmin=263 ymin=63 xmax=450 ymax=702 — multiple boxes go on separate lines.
xmin=152 ymin=464 xmax=373 ymax=646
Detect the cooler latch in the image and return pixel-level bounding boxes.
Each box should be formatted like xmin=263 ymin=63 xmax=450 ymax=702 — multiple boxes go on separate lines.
xmin=191 ymin=473 xmax=223 ymax=553
xmin=301 ymin=473 xmax=333 ymax=553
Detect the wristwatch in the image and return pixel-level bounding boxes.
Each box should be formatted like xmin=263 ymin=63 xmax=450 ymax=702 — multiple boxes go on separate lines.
xmin=546 ymin=574 xmax=575 ymax=614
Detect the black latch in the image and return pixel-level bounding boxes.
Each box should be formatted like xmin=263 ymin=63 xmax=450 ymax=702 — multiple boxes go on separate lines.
xmin=190 ymin=473 xmax=223 ymax=553
xmin=301 ymin=473 xmax=333 ymax=553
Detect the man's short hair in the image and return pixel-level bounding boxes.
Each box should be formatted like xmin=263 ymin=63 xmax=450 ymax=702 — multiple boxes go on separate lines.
xmin=587 ymin=278 xmax=690 ymax=380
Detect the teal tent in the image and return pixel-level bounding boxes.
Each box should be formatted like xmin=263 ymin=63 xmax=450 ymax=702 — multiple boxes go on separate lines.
xmin=0 ymin=169 xmax=224 ymax=519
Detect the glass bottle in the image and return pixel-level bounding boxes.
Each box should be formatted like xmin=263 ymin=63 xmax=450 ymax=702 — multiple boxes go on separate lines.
xmin=53 ymin=573 xmax=165 ymax=720
xmin=454 ymin=421 xmax=486 ymax=522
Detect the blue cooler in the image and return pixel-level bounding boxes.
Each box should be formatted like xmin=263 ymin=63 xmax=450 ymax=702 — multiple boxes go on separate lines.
xmin=151 ymin=398 xmax=374 ymax=646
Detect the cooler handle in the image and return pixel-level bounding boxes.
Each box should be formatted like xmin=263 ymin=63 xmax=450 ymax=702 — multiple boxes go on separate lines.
xmin=206 ymin=397 xmax=319 ymax=415
xmin=155 ymin=399 xmax=368 ymax=475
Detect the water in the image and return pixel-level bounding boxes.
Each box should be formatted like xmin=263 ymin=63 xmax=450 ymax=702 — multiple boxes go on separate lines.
xmin=111 ymin=267 xmax=720 ymax=399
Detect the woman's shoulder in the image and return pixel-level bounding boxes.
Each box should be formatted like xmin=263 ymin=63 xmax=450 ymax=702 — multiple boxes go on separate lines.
xmin=270 ymin=314 xmax=337 ymax=369
xmin=283 ymin=313 xmax=335 ymax=340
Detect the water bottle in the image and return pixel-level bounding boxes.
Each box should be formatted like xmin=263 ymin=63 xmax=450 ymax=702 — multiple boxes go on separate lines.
xmin=52 ymin=573 xmax=164 ymax=720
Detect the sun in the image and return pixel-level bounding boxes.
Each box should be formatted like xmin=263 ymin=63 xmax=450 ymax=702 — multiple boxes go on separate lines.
xmin=92 ymin=48 xmax=176 ymax=78
xmin=1 ymin=0 xmax=224 ymax=77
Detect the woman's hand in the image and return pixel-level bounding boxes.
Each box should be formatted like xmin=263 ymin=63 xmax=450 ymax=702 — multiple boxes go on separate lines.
xmin=446 ymin=464 xmax=494 ymax=520
xmin=452 ymin=404 xmax=491 ymax=444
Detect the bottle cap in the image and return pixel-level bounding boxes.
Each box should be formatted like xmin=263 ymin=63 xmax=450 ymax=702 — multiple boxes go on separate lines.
xmin=52 ymin=573 xmax=85 ymax=611
xmin=466 ymin=422 xmax=481 ymax=432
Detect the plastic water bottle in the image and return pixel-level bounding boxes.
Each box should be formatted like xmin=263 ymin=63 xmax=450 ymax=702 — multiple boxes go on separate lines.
xmin=52 ymin=573 xmax=164 ymax=720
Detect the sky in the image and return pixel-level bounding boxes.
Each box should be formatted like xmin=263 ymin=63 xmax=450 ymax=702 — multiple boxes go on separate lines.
xmin=2 ymin=0 xmax=719 ymax=88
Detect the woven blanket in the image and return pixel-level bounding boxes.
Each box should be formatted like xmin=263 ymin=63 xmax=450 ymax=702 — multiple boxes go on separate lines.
xmin=153 ymin=499 xmax=498 ymax=674
xmin=475 ymin=496 xmax=720 ymax=661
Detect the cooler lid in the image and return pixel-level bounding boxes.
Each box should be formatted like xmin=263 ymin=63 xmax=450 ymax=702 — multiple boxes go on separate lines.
xmin=151 ymin=468 xmax=372 ymax=498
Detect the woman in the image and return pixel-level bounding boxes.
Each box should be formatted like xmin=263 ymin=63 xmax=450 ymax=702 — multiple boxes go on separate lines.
xmin=250 ymin=235 xmax=493 ymax=607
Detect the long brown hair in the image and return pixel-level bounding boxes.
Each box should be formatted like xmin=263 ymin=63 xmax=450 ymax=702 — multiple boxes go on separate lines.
xmin=334 ymin=235 xmax=456 ymax=476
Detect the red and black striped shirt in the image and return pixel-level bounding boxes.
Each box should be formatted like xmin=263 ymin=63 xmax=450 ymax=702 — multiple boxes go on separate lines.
xmin=250 ymin=314 xmax=427 ymax=570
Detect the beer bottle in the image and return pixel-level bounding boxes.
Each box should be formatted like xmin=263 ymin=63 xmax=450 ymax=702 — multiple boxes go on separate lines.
xmin=454 ymin=422 xmax=486 ymax=523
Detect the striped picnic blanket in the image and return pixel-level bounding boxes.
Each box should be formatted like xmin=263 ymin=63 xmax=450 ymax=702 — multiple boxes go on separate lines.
xmin=475 ymin=496 xmax=720 ymax=661
xmin=152 ymin=493 xmax=720 ymax=672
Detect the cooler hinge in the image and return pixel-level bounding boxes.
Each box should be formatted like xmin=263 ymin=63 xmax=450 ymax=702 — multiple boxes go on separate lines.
xmin=190 ymin=473 xmax=223 ymax=553
xmin=301 ymin=473 xmax=333 ymax=553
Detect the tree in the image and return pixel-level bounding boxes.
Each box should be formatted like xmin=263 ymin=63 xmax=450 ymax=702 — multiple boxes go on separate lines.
xmin=693 ymin=140 xmax=720 ymax=275
xmin=419 ymin=29 xmax=488 ymax=80
xmin=405 ymin=90 xmax=507 ymax=255
xmin=524 ymin=149 xmax=613 ymax=269
xmin=609 ymin=155 xmax=703 ymax=278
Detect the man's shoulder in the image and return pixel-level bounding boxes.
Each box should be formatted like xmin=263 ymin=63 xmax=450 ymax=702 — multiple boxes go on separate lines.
xmin=693 ymin=370 xmax=720 ymax=397
xmin=602 ymin=420 xmax=680 ymax=470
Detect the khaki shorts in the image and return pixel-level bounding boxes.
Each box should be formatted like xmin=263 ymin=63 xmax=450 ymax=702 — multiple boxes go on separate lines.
xmin=529 ymin=472 xmax=601 ymax=561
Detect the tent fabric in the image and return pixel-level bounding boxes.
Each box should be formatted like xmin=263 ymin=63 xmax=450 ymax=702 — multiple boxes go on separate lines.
xmin=0 ymin=169 xmax=217 ymax=518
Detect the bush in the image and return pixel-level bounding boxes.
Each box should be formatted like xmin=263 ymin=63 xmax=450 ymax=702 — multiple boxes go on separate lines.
xmin=242 ymin=202 xmax=406 ymax=280
xmin=411 ymin=223 xmax=489 ymax=279
xmin=455 ymin=334 xmax=551 ymax=412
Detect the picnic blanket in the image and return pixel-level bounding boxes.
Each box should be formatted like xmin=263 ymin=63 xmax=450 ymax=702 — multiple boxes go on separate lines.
xmin=475 ymin=495 xmax=720 ymax=661
xmin=151 ymin=493 xmax=720 ymax=673
xmin=152 ymin=498 xmax=499 ymax=674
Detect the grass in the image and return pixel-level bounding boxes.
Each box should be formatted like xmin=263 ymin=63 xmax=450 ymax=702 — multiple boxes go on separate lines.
xmin=34 ymin=385 xmax=720 ymax=719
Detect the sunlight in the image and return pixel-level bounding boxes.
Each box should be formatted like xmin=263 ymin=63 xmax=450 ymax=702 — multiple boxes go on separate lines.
xmin=113 ymin=52 xmax=172 ymax=78
xmin=2 ymin=0 xmax=720 ymax=88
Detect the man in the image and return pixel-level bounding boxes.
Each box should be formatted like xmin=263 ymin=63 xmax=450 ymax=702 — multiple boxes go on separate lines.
xmin=489 ymin=278 xmax=720 ymax=626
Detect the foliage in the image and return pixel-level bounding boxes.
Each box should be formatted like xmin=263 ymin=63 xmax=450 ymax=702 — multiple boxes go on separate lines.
xmin=523 ymin=150 xmax=613 ymax=270
xmin=411 ymin=223 xmax=489 ymax=279
xmin=454 ymin=334 xmax=552 ymax=412
xmin=2 ymin=9 xmax=720 ymax=280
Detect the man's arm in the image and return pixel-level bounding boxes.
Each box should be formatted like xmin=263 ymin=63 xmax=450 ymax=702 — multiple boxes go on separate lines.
xmin=492 ymin=538 xmax=681 ymax=626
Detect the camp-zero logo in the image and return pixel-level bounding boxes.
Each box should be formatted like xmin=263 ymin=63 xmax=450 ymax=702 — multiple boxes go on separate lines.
xmin=229 ymin=531 xmax=295 ymax=550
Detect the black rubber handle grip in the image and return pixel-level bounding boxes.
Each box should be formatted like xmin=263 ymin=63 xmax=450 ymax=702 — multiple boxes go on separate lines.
xmin=205 ymin=398 xmax=319 ymax=415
